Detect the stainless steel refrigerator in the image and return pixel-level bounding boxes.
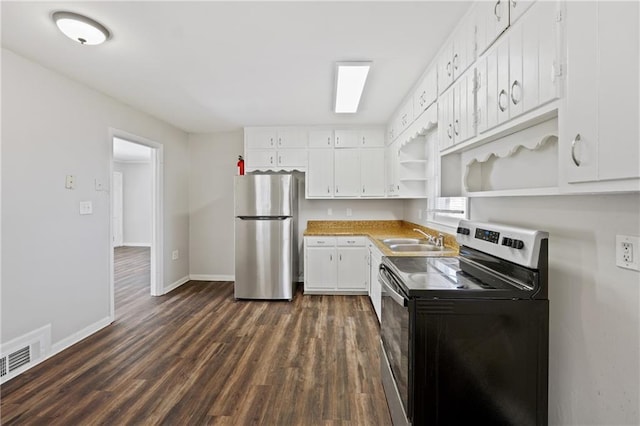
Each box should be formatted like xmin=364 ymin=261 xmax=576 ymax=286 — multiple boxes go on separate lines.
xmin=234 ymin=174 xmax=297 ymax=300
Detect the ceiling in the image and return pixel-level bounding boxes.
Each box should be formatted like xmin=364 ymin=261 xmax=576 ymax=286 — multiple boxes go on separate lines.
xmin=1 ymin=1 xmax=470 ymax=134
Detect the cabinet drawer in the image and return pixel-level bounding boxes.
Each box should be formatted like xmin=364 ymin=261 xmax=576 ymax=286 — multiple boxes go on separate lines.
xmin=305 ymin=237 xmax=336 ymax=247
xmin=336 ymin=236 xmax=367 ymax=247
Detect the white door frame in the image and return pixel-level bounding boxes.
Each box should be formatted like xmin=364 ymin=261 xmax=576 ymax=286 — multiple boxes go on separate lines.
xmin=109 ymin=128 xmax=164 ymax=322
xmin=112 ymin=171 xmax=124 ymax=247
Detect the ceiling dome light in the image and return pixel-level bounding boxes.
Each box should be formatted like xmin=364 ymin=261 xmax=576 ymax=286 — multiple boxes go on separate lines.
xmin=53 ymin=11 xmax=111 ymax=45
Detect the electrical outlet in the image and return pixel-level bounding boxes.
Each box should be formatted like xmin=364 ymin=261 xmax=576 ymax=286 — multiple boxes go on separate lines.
xmin=172 ymin=250 xmax=179 ymax=260
xmin=65 ymin=175 xmax=75 ymax=190
xmin=616 ymin=235 xmax=640 ymax=271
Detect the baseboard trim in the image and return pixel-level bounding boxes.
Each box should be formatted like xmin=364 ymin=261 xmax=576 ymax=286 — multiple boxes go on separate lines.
xmin=189 ymin=274 xmax=234 ymax=282
xmin=51 ymin=316 xmax=112 ymax=355
xmin=163 ymin=275 xmax=190 ymax=294
xmin=122 ymin=242 xmax=152 ymax=247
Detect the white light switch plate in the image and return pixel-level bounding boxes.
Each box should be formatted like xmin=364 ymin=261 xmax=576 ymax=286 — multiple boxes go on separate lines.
xmin=79 ymin=201 xmax=93 ymax=215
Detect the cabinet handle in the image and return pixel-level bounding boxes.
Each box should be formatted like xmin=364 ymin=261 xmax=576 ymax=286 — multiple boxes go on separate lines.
xmin=512 ymin=0 xmax=517 ymax=8
xmin=446 ymin=61 xmax=452 ymax=77
xmin=571 ymin=134 xmax=582 ymax=167
xmin=362 ymin=136 xmax=366 ymax=145
xmin=270 ymin=156 xmax=274 ymax=164
xmin=336 ymin=186 xmax=339 ymax=193
xmin=278 ymin=137 xmax=282 ymax=146
xmin=339 ymin=254 xmax=343 ymax=261
xmin=498 ymin=89 xmax=508 ymax=112
xmin=336 ymin=136 xmax=340 ymax=145
xmin=330 ymin=254 xmax=333 ymax=261
xmin=494 ymin=0 xmax=502 ymax=21
xmin=453 ymin=53 xmax=459 ymax=70
xmin=362 ymin=185 xmax=366 ymax=193
xmin=447 ymin=124 xmax=453 ymax=139
xmin=454 ymin=119 xmax=459 ymax=136
xmin=327 ymin=186 xmax=330 ymax=194
xmin=511 ymin=80 xmax=521 ymax=105
xmin=327 ymin=137 xmax=331 ymax=145
xmin=278 ymin=155 xmax=282 ymax=164
xmin=270 ymin=137 xmax=274 ymax=146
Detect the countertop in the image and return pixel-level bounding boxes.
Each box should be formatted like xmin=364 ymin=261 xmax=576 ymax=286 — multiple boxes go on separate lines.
xmin=304 ymin=220 xmax=459 ymax=257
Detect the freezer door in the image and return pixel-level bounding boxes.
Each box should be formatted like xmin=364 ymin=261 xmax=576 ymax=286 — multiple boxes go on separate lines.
xmin=235 ymin=174 xmax=293 ymax=217
xmin=235 ymin=217 xmax=294 ymax=300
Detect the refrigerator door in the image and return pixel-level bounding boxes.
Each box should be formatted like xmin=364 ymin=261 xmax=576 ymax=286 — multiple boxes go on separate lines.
xmin=235 ymin=217 xmax=293 ymax=300
xmin=235 ymin=174 xmax=293 ymax=217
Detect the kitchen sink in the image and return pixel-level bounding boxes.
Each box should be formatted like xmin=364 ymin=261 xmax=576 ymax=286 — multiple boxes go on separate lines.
xmin=381 ymin=238 xmax=423 ymax=245
xmin=388 ymin=243 xmax=443 ymax=252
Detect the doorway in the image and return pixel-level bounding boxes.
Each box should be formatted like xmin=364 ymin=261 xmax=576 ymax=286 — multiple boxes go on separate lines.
xmin=109 ymin=129 xmax=164 ymax=322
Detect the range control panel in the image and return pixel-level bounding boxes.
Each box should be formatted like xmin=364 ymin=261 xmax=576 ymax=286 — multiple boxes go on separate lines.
xmin=456 ymin=220 xmax=549 ymax=269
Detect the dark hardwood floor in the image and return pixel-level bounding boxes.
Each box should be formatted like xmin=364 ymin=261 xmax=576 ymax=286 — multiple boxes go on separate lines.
xmin=1 ymin=247 xmax=391 ymax=425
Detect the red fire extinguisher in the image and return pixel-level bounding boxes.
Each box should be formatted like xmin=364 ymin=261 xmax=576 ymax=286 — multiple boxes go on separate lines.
xmin=237 ymin=155 xmax=245 ymax=176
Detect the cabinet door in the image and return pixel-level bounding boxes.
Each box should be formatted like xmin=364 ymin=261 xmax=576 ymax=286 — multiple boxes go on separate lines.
xmin=439 ymin=88 xmax=454 ymax=151
xmin=536 ymin=1 xmax=559 ymax=106
xmin=496 ymin=38 xmax=510 ymax=125
xmin=306 ymin=247 xmax=337 ymax=289
xmin=521 ymin=4 xmax=540 ymax=113
xmin=246 ymin=127 xmax=277 ymax=149
xmin=358 ymin=129 xmax=385 ymax=147
xmin=455 ymin=72 xmax=476 ymax=145
xmin=334 ymin=129 xmax=358 ymax=148
xmin=508 ymin=24 xmax=524 ymax=118
xmin=564 ymin=1 xmax=640 ymax=183
xmin=277 ymin=149 xmax=307 ymax=168
xmin=334 ymin=149 xmax=361 ymax=197
xmin=476 ymin=0 xmax=511 ymax=55
xmin=360 ymin=148 xmax=386 ymax=197
xmin=369 ymin=247 xmax=383 ymax=322
xmin=307 ymin=149 xmax=334 ymax=197
xmin=414 ymin=67 xmax=437 ymax=115
xmin=246 ymin=149 xmax=276 ymax=168
xmin=438 ymin=43 xmax=455 ymax=94
xmin=486 ymin=48 xmax=499 ymax=131
xmin=337 ymin=247 xmax=368 ymax=290
xmin=277 ymin=128 xmax=308 ymax=148
xmin=476 ymin=58 xmax=488 ymax=133
xmin=309 ymin=129 xmax=334 ymax=148
xmin=453 ymin=15 xmax=475 ymax=79
xmin=510 ymin=0 xmax=535 ymax=25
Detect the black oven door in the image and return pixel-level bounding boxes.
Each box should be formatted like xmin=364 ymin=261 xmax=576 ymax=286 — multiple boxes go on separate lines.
xmin=379 ymin=264 xmax=410 ymax=425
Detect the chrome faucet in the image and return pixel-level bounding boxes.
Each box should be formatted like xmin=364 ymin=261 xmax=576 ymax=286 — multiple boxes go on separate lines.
xmin=413 ymin=228 xmax=445 ymax=248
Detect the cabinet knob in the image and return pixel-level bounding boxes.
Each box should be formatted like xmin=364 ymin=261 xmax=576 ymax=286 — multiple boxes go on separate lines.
xmin=362 ymin=136 xmax=366 ymax=145
xmin=494 ymin=0 xmax=502 ymax=21
xmin=571 ymin=134 xmax=582 ymax=167
xmin=327 ymin=137 xmax=331 ymax=145
xmin=511 ymin=80 xmax=521 ymax=105
xmin=498 ymin=89 xmax=508 ymax=112
xmin=362 ymin=185 xmax=365 ymax=193
xmin=278 ymin=155 xmax=282 ymax=164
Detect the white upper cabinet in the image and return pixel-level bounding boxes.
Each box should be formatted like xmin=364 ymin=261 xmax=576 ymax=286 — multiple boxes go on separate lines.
xmin=438 ymin=12 xmax=477 ymax=95
xmin=476 ymin=1 xmax=560 ymax=134
xmin=562 ymin=1 xmax=640 ymax=186
xmin=476 ymin=0 xmax=511 ymax=56
xmin=357 ymin=128 xmax=385 ymax=147
xmin=510 ymin=0 xmax=535 ymax=25
xmin=334 ymin=129 xmax=359 ymax=148
xmin=439 ymin=70 xmax=476 ymax=151
xmin=334 ymin=149 xmax=361 ymax=197
xmin=413 ymin=66 xmax=438 ymax=116
xmin=360 ymin=148 xmax=386 ymax=197
xmin=306 ymin=149 xmax=334 ymax=198
xmin=245 ymin=127 xmax=307 ymax=149
xmin=309 ymin=129 xmax=334 ymax=148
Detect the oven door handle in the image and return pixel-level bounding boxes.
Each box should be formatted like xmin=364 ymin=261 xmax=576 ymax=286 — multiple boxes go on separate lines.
xmin=379 ymin=268 xmax=408 ymax=307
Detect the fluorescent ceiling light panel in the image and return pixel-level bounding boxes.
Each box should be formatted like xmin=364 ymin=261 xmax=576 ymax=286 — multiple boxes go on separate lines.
xmin=334 ymin=62 xmax=371 ymax=113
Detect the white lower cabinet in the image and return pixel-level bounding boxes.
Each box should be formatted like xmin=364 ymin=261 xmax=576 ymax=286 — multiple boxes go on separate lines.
xmin=368 ymin=241 xmax=383 ymax=323
xmin=304 ymin=237 xmax=369 ymax=294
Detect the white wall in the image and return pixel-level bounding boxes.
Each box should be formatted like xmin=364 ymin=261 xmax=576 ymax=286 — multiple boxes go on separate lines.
xmin=1 ymin=48 xmax=190 ymax=348
xmin=188 ymin=131 xmax=243 ymax=279
xmin=113 ymin=161 xmax=152 ymax=246
xmin=408 ymin=194 xmax=640 ymax=425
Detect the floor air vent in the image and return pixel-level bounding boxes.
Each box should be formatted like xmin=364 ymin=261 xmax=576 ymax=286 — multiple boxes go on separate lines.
xmin=8 ymin=346 xmax=31 ymax=372
xmin=1 ymin=324 xmax=50 ymax=384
